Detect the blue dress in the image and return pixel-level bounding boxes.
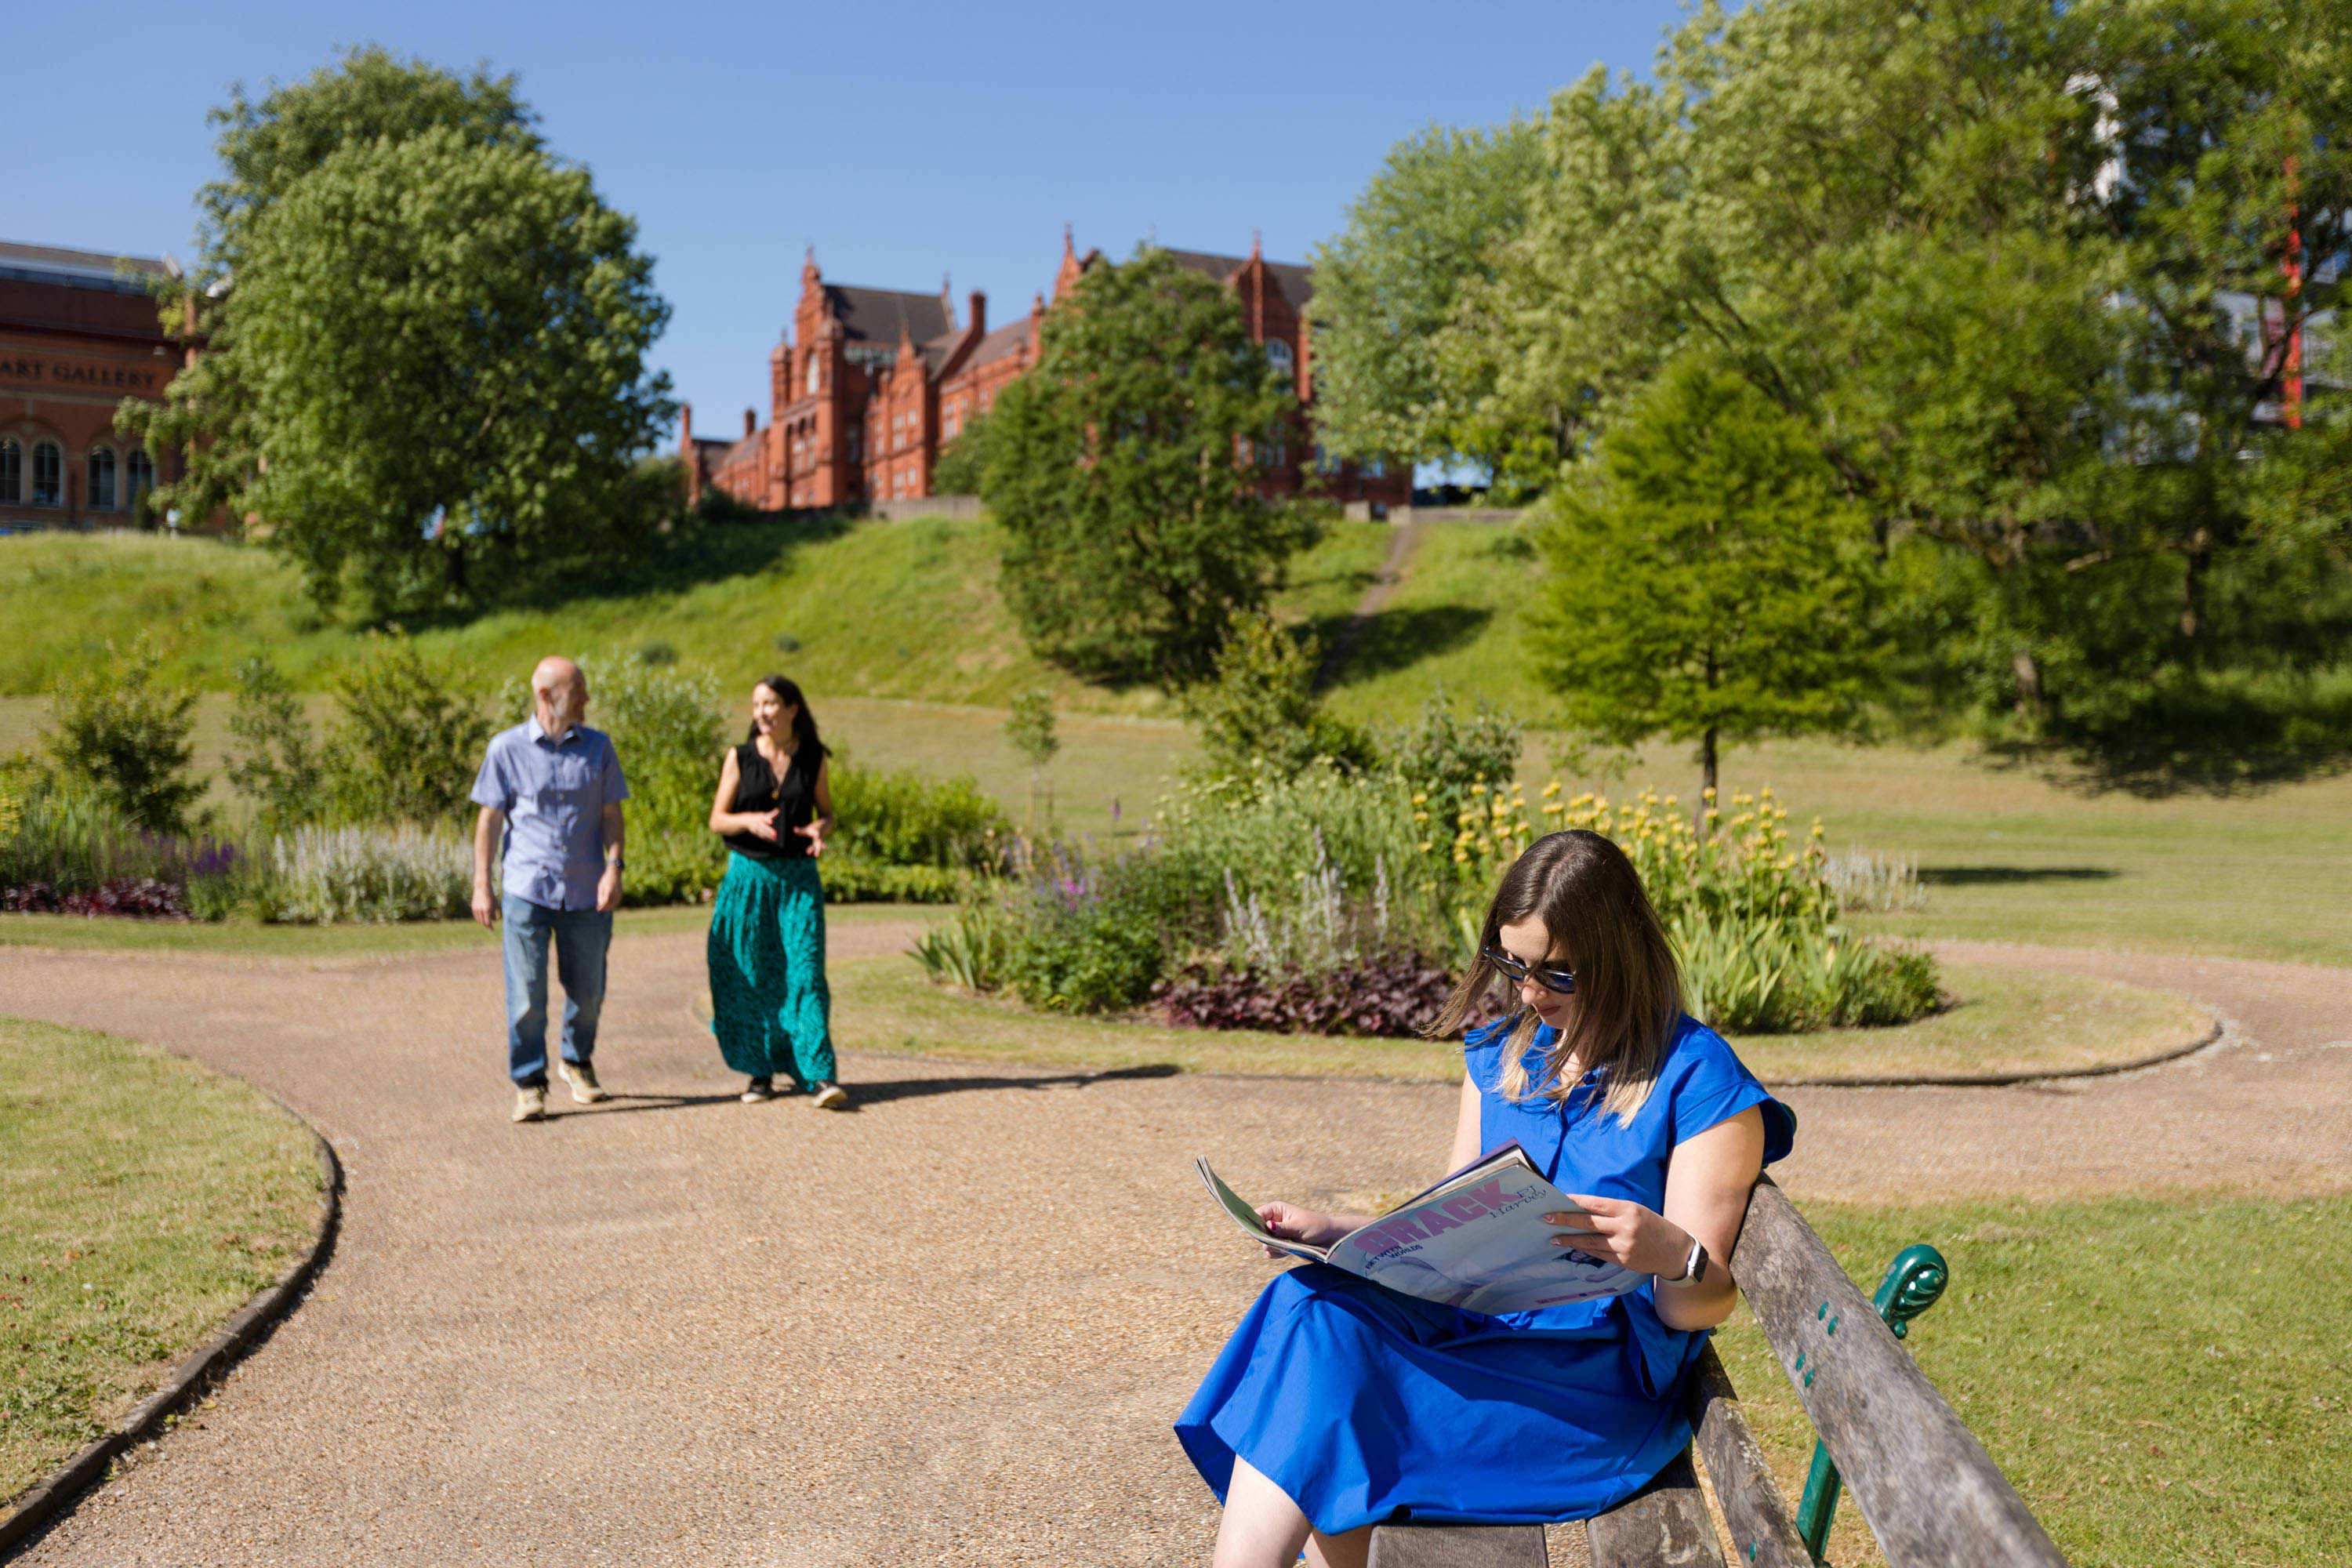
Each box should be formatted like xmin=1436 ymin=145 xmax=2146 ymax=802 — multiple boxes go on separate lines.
xmin=1174 ymin=1014 xmax=1796 ymax=1532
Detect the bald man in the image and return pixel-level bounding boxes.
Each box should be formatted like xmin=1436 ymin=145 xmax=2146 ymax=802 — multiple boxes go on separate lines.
xmin=469 ymin=656 xmax=631 ymax=1123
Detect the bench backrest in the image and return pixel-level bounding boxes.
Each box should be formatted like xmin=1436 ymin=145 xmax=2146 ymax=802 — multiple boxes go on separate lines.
xmin=1730 ymin=1176 xmax=2065 ymax=1567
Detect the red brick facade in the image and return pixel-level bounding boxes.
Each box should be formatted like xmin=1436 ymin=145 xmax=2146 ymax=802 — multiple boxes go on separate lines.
xmin=684 ymin=230 xmax=1410 ymax=514
xmin=0 ymin=241 xmax=191 ymax=532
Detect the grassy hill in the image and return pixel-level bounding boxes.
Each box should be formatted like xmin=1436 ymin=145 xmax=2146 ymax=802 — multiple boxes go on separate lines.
xmin=0 ymin=517 xmax=1394 ymax=711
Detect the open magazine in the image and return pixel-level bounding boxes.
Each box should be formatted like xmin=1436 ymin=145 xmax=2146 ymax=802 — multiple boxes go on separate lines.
xmin=1195 ymin=1142 xmax=1646 ymax=1316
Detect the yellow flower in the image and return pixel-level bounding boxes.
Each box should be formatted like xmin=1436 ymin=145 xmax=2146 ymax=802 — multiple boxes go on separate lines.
xmin=1541 ymin=781 xmax=1562 ymax=798
xmin=1418 ymin=840 xmax=1433 ymax=853
xmin=1412 ymin=793 xmax=1428 ymax=805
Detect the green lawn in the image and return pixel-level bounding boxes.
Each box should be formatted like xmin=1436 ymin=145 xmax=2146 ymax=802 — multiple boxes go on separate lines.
xmin=0 ymin=518 xmax=1391 ymax=717
xmin=828 ymin=956 xmax=2203 ymax=1085
xmin=1719 ymin=1192 xmax=2352 ymax=1568
xmin=0 ymin=1016 xmax=325 ymax=1500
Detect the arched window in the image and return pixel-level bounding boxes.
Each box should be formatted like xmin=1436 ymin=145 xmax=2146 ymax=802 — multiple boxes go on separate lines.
xmin=87 ymin=446 xmax=118 ymax=510
xmin=126 ymin=448 xmax=154 ymax=507
xmin=806 ymin=355 xmax=821 ymax=396
xmin=0 ymin=438 xmax=20 ymax=504
xmin=1265 ymin=339 xmax=1296 ymax=379
xmin=31 ymin=441 xmax=63 ymax=506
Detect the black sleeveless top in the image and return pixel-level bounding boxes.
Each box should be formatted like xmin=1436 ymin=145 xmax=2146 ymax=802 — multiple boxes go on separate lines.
xmin=724 ymin=741 xmax=820 ymax=860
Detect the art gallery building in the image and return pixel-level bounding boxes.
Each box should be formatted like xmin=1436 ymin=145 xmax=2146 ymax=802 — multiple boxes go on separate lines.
xmin=0 ymin=239 xmax=188 ymax=533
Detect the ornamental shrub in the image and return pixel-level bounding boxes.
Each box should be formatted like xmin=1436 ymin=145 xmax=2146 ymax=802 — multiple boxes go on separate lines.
xmin=41 ymin=635 xmax=204 ymax=833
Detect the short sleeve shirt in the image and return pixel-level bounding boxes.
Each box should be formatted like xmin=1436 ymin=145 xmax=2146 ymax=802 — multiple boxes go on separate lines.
xmin=469 ymin=717 xmax=630 ymax=911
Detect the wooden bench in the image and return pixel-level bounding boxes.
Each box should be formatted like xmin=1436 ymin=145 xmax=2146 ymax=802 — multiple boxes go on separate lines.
xmin=1367 ymin=1176 xmax=2069 ymax=1568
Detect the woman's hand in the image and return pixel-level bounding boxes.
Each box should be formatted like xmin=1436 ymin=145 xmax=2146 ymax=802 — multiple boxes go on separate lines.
xmin=1255 ymin=1201 xmax=1351 ymax=1256
xmin=1544 ymin=1195 xmax=1695 ymax=1279
xmin=742 ymin=810 xmax=780 ymax=842
xmin=794 ymin=819 xmax=827 ymax=858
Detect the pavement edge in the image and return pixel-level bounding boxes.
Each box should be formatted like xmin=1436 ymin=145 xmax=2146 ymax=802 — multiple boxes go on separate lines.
xmin=0 ymin=1105 xmax=343 ymax=1557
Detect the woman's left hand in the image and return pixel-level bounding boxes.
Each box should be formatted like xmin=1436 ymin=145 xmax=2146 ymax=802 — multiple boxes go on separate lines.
xmin=793 ymin=822 xmax=826 ymax=858
xmin=1544 ymin=1195 xmax=1693 ymax=1279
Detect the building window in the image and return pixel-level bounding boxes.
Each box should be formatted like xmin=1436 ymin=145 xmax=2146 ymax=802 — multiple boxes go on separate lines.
xmin=31 ymin=441 xmax=63 ymax=506
xmin=1367 ymin=458 xmax=1387 ymax=479
xmin=806 ymin=356 xmax=821 ymax=396
xmin=88 ymin=446 xmax=118 ymax=510
xmin=126 ymin=448 xmax=154 ymax=506
xmin=848 ymin=430 xmax=862 ymax=461
xmin=1266 ymin=339 xmax=1296 ymax=379
xmin=1315 ymin=443 xmax=1341 ymax=477
xmin=0 ymin=438 xmax=19 ymax=503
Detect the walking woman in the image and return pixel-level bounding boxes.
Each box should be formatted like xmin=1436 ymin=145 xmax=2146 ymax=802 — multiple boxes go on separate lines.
xmin=1178 ymin=829 xmax=1795 ymax=1566
xmin=706 ymin=676 xmax=848 ymax=1108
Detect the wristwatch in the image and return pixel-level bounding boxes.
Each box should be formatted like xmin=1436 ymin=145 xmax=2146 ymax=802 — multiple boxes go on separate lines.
xmin=604 ymin=854 xmax=625 ymax=870
xmin=1659 ymin=1236 xmax=1710 ymax=1289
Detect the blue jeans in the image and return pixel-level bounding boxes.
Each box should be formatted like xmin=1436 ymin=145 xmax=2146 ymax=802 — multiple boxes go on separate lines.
xmin=503 ymin=893 xmax=613 ymax=1087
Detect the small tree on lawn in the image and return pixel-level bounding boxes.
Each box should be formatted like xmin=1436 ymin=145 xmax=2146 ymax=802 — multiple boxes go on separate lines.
xmin=1003 ymin=691 xmax=1061 ymax=829
xmin=42 ymin=636 xmax=203 ymax=833
xmin=1526 ymin=358 xmax=1881 ymax=797
xmin=983 ymin=246 xmax=1314 ymax=690
xmin=1183 ymin=612 xmax=1378 ymax=788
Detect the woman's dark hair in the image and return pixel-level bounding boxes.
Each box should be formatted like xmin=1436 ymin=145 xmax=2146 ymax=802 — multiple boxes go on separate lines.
xmin=749 ymin=675 xmax=828 ymax=757
xmin=1427 ymin=829 xmax=1682 ymax=1121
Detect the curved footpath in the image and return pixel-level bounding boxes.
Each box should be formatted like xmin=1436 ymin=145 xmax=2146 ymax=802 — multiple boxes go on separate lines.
xmin=0 ymin=930 xmax=2343 ymax=1566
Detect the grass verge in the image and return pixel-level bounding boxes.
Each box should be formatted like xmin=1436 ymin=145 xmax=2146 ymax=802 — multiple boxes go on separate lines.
xmin=0 ymin=902 xmax=927 ymax=961
xmin=1732 ymin=962 xmax=2210 ymax=1081
xmin=829 ymin=956 xmax=2203 ymax=1084
xmin=1717 ymin=1192 xmax=2351 ymax=1568
xmin=0 ymin=1017 xmax=323 ymax=1501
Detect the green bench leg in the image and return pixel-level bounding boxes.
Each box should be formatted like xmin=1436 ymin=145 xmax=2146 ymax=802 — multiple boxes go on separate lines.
xmin=1792 ymin=1243 xmax=1951 ymax=1564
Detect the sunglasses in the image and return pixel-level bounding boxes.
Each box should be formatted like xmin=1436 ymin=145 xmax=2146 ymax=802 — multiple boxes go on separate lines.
xmin=1483 ymin=946 xmax=1578 ymax=995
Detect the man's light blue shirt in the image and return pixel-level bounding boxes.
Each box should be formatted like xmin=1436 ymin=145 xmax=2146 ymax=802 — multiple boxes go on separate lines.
xmin=470 ymin=717 xmax=630 ymax=912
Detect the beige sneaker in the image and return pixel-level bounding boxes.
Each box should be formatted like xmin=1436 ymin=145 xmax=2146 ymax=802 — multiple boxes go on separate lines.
xmin=808 ymin=1080 xmax=849 ymax=1111
xmin=740 ymin=1076 xmax=775 ymax=1103
xmin=512 ymin=1085 xmax=548 ymax=1123
xmin=558 ymin=1061 xmax=608 ymax=1104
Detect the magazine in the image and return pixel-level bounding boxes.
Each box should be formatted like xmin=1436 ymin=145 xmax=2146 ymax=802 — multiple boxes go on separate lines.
xmin=1194 ymin=1142 xmax=1647 ymax=1316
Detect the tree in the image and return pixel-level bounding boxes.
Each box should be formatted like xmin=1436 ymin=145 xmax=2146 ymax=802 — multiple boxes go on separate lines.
xmin=321 ymin=633 xmax=495 ymax=827
xmin=120 ymin=47 xmax=674 ymax=612
xmin=42 ymin=637 xmax=204 ymax=833
xmin=931 ymin=412 xmax=993 ymax=497
xmin=1441 ymin=0 xmax=2352 ymax=788
xmin=225 ymin=655 xmax=326 ymax=831
xmin=1182 ymin=612 xmax=1378 ymax=787
xmin=1307 ymin=119 xmax=1549 ymax=485
xmin=982 ymin=246 xmax=1315 ymax=689
xmin=1525 ymin=359 xmax=1881 ymax=797
xmin=1003 ymin=690 xmax=1060 ymax=828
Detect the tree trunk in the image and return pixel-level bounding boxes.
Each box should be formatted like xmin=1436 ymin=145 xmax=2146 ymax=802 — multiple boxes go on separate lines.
xmin=2179 ymin=527 xmax=2212 ymax=641
xmin=443 ymin=539 xmax=470 ymax=597
xmin=2012 ymin=648 xmax=2044 ymax=719
xmin=1701 ymin=726 xmax=1719 ymax=801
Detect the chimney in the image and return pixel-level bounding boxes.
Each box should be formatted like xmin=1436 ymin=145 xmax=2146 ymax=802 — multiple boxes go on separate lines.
xmin=967 ymin=290 xmax=986 ymax=336
xmin=745 ymin=408 xmax=757 ymax=437
xmin=680 ymin=403 xmax=700 ymax=504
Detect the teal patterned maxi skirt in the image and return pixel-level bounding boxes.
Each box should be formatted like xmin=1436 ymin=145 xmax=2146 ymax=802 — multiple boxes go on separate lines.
xmin=706 ymin=853 xmax=835 ymax=1087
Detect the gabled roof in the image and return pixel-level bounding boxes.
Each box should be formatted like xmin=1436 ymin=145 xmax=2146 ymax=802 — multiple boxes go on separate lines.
xmin=822 ymin=283 xmax=951 ymax=346
xmin=965 ymin=317 xmax=1032 ymax=371
xmin=0 ymin=240 xmax=173 ymax=296
xmin=1161 ymin=246 xmax=1313 ymax=312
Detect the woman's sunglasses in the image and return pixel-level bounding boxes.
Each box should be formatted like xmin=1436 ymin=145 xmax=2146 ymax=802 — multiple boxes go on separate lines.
xmin=1483 ymin=947 xmax=1578 ymax=995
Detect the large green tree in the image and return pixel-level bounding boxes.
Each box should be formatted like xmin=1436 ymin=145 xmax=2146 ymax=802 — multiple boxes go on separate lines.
xmin=1526 ymin=358 xmax=1882 ymax=796
xmin=982 ymin=246 xmax=1312 ymax=689
xmin=1306 ymin=119 xmax=1549 ymax=486
xmin=1432 ymin=0 xmax=2352 ymax=786
xmin=122 ymin=47 xmax=675 ymax=612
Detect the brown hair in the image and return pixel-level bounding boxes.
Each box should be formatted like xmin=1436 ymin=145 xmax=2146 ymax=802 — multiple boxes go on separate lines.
xmin=1428 ymin=829 xmax=1684 ymax=1122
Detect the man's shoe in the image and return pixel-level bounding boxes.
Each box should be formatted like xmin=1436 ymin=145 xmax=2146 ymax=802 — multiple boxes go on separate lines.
xmin=809 ymin=1080 xmax=849 ymax=1111
xmin=512 ymin=1085 xmax=548 ymax=1123
xmin=559 ymin=1061 xmax=608 ymax=1104
xmin=740 ymin=1076 xmax=775 ymax=1103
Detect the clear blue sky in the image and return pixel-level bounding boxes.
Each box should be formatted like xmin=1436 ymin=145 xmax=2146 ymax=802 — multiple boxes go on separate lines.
xmin=17 ymin=1 xmax=1690 ymax=442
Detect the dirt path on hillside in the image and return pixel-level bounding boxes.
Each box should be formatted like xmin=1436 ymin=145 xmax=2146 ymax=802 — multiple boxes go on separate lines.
xmin=0 ymin=935 xmax=2342 ymax=1565
xmin=1316 ymin=522 xmax=1420 ymax=689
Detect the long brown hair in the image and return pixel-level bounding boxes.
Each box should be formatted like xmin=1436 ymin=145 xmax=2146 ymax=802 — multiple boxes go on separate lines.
xmin=1428 ymin=829 xmax=1684 ymax=1122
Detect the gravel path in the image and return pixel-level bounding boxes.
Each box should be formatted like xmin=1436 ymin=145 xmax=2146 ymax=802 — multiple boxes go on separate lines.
xmin=0 ymin=931 xmax=2343 ymax=1565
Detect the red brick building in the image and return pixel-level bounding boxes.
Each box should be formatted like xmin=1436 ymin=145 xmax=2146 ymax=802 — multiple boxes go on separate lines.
xmin=1 ymin=241 xmax=190 ymax=532
xmin=684 ymin=229 xmax=1410 ymax=515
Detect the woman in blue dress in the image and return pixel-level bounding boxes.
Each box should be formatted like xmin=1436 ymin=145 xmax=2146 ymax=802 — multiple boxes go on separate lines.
xmin=1177 ymin=829 xmax=1796 ymax=1568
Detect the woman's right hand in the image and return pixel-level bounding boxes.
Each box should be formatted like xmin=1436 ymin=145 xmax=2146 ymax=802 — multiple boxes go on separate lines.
xmin=1256 ymin=1202 xmax=1348 ymax=1254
